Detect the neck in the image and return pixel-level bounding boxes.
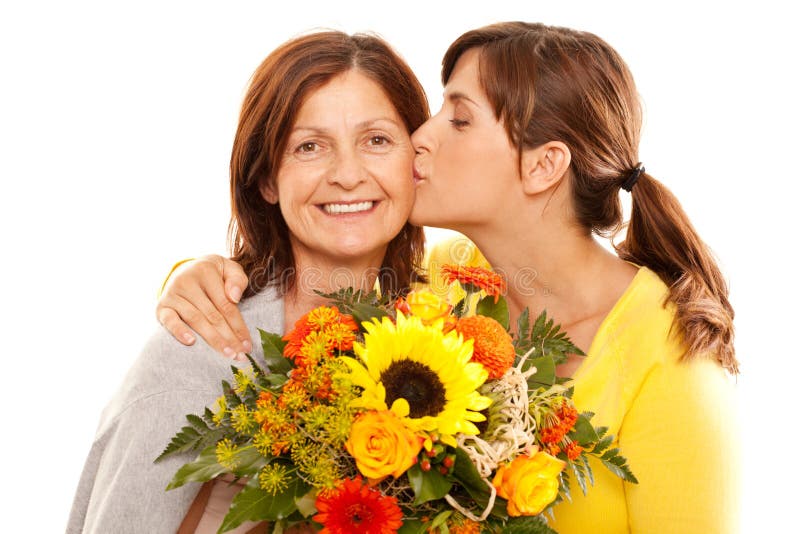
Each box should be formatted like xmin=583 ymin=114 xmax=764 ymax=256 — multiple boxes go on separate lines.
xmin=463 ymin=211 xmax=629 ymax=333
xmin=282 ymin=252 xmax=384 ymax=332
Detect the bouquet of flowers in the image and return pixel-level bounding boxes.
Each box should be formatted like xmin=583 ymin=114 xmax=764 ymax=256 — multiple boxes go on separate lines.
xmin=158 ymin=265 xmax=636 ymax=533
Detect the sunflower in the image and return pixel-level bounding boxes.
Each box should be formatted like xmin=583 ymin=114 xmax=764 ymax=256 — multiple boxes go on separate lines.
xmin=342 ymin=312 xmax=491 ymax=444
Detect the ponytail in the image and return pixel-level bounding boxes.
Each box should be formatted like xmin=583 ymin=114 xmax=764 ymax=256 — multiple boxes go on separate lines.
xmin=443 ymin=22 xmax=738 ymax=373
xmin=615 ymin=174 xmax=738 ymax=374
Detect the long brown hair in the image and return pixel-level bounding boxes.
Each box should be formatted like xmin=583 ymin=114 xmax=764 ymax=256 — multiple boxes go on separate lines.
xmin=228 ymin=31 xmax=429 ymax=298
xmin=443 ymin=22 xmax=737 ymax=373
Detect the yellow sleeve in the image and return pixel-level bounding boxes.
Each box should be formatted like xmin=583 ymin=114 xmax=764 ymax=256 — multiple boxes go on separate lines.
xmin=422 ymin=234 xmax=490 ymax=302
xmin=157 ymin=258 xmax=195 ymax=298
xmin=621 ymin=356 xmax=741 ymax=533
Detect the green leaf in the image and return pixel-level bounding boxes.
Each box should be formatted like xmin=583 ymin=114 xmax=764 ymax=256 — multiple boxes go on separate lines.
xmin=503 ymin=515 xmax=558 ymax=534
xmin=569 ymin=412 xmax=600 ymax=445
xmin=156 ymin=419 xmax=226 ymax=463
xmin=219 ymin=474 xmax=311 ymax=532
xmin=230 ymin=446 xmax=269 ymax=477
xmin=166 ymin=445 xmax=228 ymax=490
xmin=580 ymin=454 xmax=595 ymax=487
xmin=592 ymin=434 xmax=614 ymax=455
xmin=569 ymin=459 xmax=588 ymax=496
xmin=407 ymin=464 xmax=453 ymax=505
xmin=451 ymin=447 xmax=491 ymax=505
xmin=598 ymin=452 xmax=638 ymax=484
xmin=259 ymin=329 xmax=292 ymax=375
xmin=349 ymin=302 xmax=389 ymax=325
xmin=398 ymin=520 xmax=427 ymax=534
xmin=476 ymin=294 xmax=510 ymax=330
xmin=524 ymin=354 xmax=556 ymax=389
xmin=516 ymin=309 xmax=584 ymax=366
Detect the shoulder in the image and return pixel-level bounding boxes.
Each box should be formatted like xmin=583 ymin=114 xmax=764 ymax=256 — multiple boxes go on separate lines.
xmin=98 ymin=287 xmax=284 ymax=435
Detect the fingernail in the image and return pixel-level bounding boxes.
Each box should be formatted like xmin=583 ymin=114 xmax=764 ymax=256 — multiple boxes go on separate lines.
xmin=223 ymin=347 xmax=236 ymax=358
xmin=229 ymin=286 xmax=242 ymax=303
xmin=183 ymin=332 xmax=195 ymax=344
xmin=242 ymin=340 xmax=252 ymax=352
xmin=234 ymin=352 xmax=247 ymax=362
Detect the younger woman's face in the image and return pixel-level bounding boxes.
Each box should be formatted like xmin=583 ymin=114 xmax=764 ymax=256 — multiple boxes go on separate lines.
xmin=410 ymin=48 xmax=520 ymax=231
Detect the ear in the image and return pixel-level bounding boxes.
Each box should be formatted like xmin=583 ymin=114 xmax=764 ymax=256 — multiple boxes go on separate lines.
xmin=520 ymin=141 xmax=571 ymax=195
xmin=259 ymin=179 xmax=278 ymax=204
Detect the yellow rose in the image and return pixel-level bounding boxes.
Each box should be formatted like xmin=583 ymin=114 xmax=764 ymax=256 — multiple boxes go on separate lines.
xmin=404 ymin=289 xmax=452 ymax=325
xmin=346 ymin=410 xmax=423 ymax=480
xmin=492 ymin=447 xmax=566 ymax=516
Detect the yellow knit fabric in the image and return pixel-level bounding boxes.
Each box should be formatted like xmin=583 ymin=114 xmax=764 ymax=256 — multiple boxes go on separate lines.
xmin=425 ymin=236 xmax=741 ymax=533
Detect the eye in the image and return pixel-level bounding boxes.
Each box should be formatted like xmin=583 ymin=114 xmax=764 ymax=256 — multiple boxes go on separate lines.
xmin=296 ymin=141 xmax=318 ymax=153
xmin=369 ymin=135 xmax=390 ymax=146
xmin=449 ymin=118 xmax=470 ymax=129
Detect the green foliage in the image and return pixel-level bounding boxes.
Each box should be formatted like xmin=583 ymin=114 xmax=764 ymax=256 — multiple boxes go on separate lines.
xmin=166 ymin=445 xmax=228 ymax=490
xmin=502 ymin=515 xmax=558 ymax=534
xmin=316 ymin=287 xmax=391 ymax=325
xmin=407 ymin=464 xmax=453 ymax=505
xmin=476 ymin=294 xmax=510 ymax=330
xmin=155 ymin=413 xmax=226 ymax=462
xmin=514 ymin=309 xmax=584 ymax=366
xmin=569 ymin=412 xmax=600 ymax=445
xmin=598 ymin=448 xmax=638 ymax=484
xmin=258 ymin=329 xmax=292 ymax=375
xmin=219 ymin=474 xmax=311 ymax=532
xmin=524 ymin=354 xmax=556 ymax=389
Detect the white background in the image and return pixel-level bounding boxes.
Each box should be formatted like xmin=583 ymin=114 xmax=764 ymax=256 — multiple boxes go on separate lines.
xmin=1 ymin=1 xmax=797 ymax=531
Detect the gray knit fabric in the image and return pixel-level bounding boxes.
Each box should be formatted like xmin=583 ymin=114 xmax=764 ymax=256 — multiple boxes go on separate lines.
xmin=66 ymin=288 xmax=283 ymax=533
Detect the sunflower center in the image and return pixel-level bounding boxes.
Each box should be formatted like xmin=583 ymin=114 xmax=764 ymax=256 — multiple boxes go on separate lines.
xmin=381 ymin=360 xmax=446 ymax=418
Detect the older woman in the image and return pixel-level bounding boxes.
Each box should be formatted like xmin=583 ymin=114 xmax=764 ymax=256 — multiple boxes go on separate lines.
xmin=66 ymin=30 xmax=428 ymax=534
xmin=159 ymin=22 xmax=740 ymax=533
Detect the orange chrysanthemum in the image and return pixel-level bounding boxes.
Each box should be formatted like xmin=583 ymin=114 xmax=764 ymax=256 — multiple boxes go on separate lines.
xmin=441 ymin=264 xmax=507 ymax=302
xmin=565 ymin=441 xmax=584 ymax=460
xmin=455 ymin=315 xmax=515 ymax=380
xmin=314 ymin=476 xmax=403 ymax=534
xmin=540 ymin=402 xmax=580 ymax=445
xmin=283 ymin=306 xmax=358 ymax=359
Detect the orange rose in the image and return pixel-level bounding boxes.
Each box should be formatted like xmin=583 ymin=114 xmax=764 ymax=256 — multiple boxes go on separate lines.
xmin=403 ymin=289 xmax=452 ymax=325
xmin=346 ymin=410 xmax=423 ymax=480
xmin=492 ymin=447 xmax=566 ymax=516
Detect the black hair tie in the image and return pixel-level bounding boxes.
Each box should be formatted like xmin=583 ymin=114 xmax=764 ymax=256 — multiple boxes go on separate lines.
xmin=621 ymin=163 xmax=645 ymax=192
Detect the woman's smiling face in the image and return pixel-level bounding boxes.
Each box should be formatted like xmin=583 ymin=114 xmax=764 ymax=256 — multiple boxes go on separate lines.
xmin=263 ymin=69 xmax=415 ymax=268
xmin=410 ymin=48 xmax=520 ymax=232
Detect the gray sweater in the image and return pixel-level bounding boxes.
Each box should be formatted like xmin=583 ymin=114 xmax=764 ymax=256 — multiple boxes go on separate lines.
xmin=66 ymin=289 xmax=283 ymax=534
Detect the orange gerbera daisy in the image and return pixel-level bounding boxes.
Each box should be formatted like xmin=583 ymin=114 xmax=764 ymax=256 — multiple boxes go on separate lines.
xmin=314 ymin=476 xmax=403 ymax=534
xmin=456 ymin=315 xmax=515 ymax=379
xmin=441 ymin=264 xmax=506 ymax=302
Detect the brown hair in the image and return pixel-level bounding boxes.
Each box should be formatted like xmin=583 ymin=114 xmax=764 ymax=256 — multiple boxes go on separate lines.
xmin=228 ymin=31 xmax=429 ymax=298
xmin=443 ymin=22 xmax=737 ymax=373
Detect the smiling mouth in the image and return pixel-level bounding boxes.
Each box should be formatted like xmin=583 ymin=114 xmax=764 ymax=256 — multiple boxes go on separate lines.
xmin=321 ymin=201 xmax=375 ymax=215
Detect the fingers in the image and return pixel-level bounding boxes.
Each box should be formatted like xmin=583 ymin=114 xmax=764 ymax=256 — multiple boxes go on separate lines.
xmin=221 ymin=257 xmax=249 ymax=304
xmin=156 ymin=305 xmax=196 ymax=346
xmin=157 ymin=256 xmax=252 ymax=357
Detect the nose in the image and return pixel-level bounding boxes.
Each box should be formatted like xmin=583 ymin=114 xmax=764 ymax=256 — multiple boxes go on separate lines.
xmin=327 ymin=146 xmax=367 ymax=189
xmin=411 ymin=115 xmax=435 ymax=155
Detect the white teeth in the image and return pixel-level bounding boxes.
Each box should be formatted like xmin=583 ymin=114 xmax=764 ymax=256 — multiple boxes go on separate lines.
xmin=323 ymin=201 xmax=374 ymax=214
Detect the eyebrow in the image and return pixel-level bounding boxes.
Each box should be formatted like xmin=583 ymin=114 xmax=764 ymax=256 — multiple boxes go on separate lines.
xmin=291 ymin=117 xmax=403 ymax=134
xmin=446 ymin=91 xmax=481 ymax=108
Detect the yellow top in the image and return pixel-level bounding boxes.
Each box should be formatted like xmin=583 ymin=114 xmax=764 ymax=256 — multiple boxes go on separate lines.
xmin=425 ymin=235 xmax=740 ymax=533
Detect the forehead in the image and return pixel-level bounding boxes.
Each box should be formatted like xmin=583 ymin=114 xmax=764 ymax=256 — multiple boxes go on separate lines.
xmin=294 ymin=70 xmax=403 ymax=126
xmin=444 ymin=48 xmax=484 ymax=97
